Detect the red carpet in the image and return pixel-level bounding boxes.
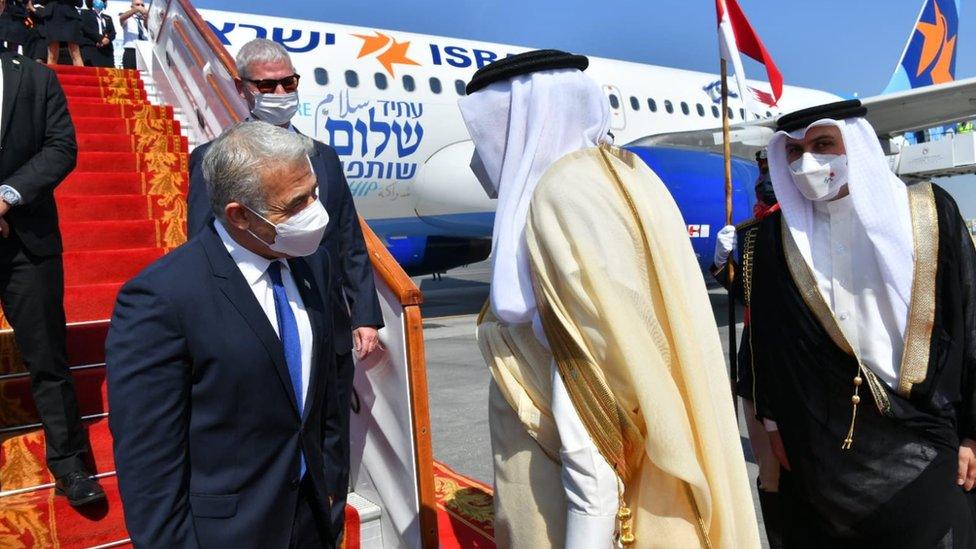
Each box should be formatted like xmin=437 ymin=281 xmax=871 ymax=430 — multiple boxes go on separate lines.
xmin=0 ymin=63 xmax=186 ymax=548
xmin=434 ymin=461 xmax=495 ymax=548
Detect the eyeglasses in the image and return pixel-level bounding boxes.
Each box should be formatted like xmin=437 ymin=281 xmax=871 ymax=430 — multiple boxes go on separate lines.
xmin=245 ymin=74 xmax=301 ymax=94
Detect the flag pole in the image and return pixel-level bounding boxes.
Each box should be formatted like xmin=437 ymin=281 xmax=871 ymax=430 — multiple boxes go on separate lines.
xmin=721 ymin=58 xmax=739 ymax=419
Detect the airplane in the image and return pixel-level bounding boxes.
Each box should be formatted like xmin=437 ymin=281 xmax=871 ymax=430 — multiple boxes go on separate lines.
xmin=190 ymin=0 xmax=959 ymax=273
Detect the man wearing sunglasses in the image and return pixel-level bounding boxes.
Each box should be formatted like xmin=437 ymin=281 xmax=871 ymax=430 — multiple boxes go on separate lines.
xmin=187 ymin=38 xmax=383 ymax=547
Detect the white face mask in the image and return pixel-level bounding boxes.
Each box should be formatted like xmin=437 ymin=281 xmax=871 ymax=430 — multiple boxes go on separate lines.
xmin=247 ymin=199 xmax=329 ymax=258
xmin=789 ymin=153 xmax=849 ymax=201
xmin=470 ymin=151 xmax=498 ymax=199
xmin=251 ymin=92 xmax=299 ymax=126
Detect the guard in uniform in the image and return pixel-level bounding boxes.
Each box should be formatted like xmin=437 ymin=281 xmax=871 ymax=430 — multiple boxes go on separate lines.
xmin=712 ymin=148 xmax=782 ymax=548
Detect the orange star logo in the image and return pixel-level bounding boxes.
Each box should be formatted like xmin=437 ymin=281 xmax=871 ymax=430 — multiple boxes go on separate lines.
xmin=352 ymin=31 xmax=421 ymax=76
xmin=915 ymin=0 xmax=956 ymax=83
xmin=352 ymin=31 xmax=391 ymax=58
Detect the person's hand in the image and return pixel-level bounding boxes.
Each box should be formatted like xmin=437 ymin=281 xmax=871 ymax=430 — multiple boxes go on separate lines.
xmin=768 ymin=429 xmax=791 ymax=471
xmin=99 ymin=36 xmax=109 ymax=47
xmin=713 ymin=224 xmax=736 ymax=267
xmin=0 ymin=217 xmax=11 ymax=239
xmin=353 ymin=326 xmax=382 ymax=359
xmin=958 ymin=439 xmax=976 ymax=490
xmin=0 ymin=200 xmax=11 ymax=218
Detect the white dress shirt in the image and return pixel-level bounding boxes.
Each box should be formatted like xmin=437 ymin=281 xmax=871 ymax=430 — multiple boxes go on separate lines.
xmin=810 ymin=194 xmax=904 ymax=389
xmin=215 ymin=222 xmax=312 ymax=409
xmin=122 ymin=14 xmax=146 ymax=49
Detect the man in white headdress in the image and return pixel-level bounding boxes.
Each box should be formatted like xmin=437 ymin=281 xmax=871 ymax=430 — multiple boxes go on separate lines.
xmin=458 ymin=49 xmax=760 ymax=549
xmin=751 ymin=99 xmax=976 ymax=547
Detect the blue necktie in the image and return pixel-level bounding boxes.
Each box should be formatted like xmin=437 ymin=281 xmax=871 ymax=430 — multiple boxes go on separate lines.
xmin=267 ymin=261 xmax=305 ymax=478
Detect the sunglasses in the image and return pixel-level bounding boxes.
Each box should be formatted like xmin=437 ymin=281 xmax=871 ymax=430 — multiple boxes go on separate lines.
xmin=245 ymin=74 xmax=301 ymax=94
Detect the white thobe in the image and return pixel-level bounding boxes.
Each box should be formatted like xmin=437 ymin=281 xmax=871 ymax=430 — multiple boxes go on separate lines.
xmin=810 ymin=195 xmax=905 ymax=389
xmin=551 ymin=360 xmax=619 ymax=548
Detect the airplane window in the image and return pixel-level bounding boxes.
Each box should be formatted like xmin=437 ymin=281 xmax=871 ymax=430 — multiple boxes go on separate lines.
xmin=314 ymin=68 xmax=328 ymax=86
xmin=738 ymin=108 xmax=745 ymax=120
xmin=766 ymin=111 xmax=772 ymax=118
xmin=647 ymin=98 xmax=657 ymax=112
xmin=711 ymin=105 xmax=719 ymax=118
xmin=403 ymin=75 xmax=416 ymax=92
xmin=727 ymin=107 xmax=735 ymax=120
xmin=430 ymin=77 xmax=442 ymax=94
xmin=696 ymin=103 xmax=705 ymax=117
xmin=374 ymin=73 xmax=388 ymax=90
xmin=630 ymin=96 xmax=640 ymax=111
xmin=680 ymin=102 xmax=689 ymax=115
xmin=664 ymin=100 xmax=673 ymax=114
xmin=608 ymin=94 xmax=620 ymax=109
xmin=455 ymin=79 xmax=466 ymax=96
xmin=345 ymin=70 xmax=359 ymax=88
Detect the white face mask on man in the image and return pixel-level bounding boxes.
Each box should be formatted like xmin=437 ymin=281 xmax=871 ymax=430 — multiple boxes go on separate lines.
xmin=246 ymin=198 xmax=329 ymax=257
xmin=251 ymin=92 xmax=300 ymax=126
xmin=789 ymin=153 xmax=849 ymax=201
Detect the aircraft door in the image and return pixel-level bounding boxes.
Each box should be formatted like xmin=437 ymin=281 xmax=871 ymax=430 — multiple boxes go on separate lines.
xmin=603 ymin=85 xmax=627 ymax=131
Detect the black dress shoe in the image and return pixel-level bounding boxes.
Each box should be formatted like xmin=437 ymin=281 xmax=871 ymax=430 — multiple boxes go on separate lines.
xmin=55 ymin=471 xmax=107 ymax=507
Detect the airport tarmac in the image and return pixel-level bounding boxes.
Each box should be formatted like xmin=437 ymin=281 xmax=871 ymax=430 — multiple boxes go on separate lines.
xmin=414 ymin=261 xmax=770 ymax=545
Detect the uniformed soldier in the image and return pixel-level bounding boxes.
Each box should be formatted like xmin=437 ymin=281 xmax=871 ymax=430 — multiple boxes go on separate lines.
xmin=712 ymin=148 xmax=782 ymax=549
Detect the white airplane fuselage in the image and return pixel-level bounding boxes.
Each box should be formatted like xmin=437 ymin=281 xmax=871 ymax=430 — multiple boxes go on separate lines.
xmin=199 ymin=8 xmax=840 ymax=271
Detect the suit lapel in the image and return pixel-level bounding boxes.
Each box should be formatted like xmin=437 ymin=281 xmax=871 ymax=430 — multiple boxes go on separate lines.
xmin=0 ymin=53 xmax=24 ymax=147
xmin=289 ymin=256 xmax=328 ymax=424
xmin=201 ymin=224 xmax=300 ymax=415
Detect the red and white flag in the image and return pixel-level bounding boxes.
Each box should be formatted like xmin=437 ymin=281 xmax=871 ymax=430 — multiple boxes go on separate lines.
xmin=715 ymin=0 xmax=783 ymax=116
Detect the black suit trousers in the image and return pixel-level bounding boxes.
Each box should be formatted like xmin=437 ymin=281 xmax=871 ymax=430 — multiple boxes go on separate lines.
xmin=330 ymin=351 xmax=356 ymax=544
xmin=0 ymin=236 xmax=86 ymax=477
xmin=291 ymin=476 xmax=333 ymax=548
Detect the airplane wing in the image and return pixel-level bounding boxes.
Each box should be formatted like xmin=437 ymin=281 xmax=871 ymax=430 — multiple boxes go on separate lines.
xmin=859 ymin=76 xmax=976 ymax=137
xmin=629 ymin=76 xmax=976 ymax=155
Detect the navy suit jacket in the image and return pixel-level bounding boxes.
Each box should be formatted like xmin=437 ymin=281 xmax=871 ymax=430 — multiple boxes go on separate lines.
xmin=106 ymin=224 xmax=341 ymax=548
xmin=187 ymin=136 xmax=383 ymax=354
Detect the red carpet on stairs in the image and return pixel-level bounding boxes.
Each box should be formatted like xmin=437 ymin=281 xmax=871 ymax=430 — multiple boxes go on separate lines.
xmin=0 ymin=63 xmax=187 ymax=548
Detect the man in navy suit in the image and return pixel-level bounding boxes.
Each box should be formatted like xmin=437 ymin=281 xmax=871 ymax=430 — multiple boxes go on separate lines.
xmin=187 ymin=38 xmax=383 ymax=544
xmin=107 ymin=122 xmax=341 ymax=548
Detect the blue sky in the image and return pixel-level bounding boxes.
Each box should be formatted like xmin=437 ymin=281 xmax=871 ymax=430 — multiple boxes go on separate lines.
xmin=188 ymin=0 xmax=976 ymax=218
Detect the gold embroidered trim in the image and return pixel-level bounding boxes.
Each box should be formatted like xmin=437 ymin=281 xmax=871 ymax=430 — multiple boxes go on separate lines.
xmin=536 ymin=294 xmax=642 ymax=481
xmin=684 ymin=483 xmax=713 ymax=549
xmin=897 ymin=182 xmax=939 ymax=397
xmin=741 ymin=226 xmax=760 ymax=306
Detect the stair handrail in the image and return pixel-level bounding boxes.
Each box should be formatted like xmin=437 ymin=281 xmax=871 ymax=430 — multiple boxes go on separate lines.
xmin=143 ymin=2 xmax=437 ymax=546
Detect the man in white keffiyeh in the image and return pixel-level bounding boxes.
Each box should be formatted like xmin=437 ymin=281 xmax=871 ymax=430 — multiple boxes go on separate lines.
xmin=461 ymin=49 xmax=759 ymax=549
xmin=750 ymin=99 xmax=976 ymax=547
